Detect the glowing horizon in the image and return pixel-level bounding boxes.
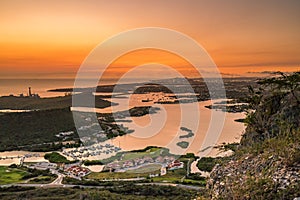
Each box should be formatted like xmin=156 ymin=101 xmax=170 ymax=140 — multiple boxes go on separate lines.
xmin=1 ymin=0 xmax=299 ymax=79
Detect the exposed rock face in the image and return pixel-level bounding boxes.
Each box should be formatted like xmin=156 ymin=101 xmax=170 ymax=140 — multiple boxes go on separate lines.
xmin=208 ymin=153 xmax=300 ymax=199
xmin=208 ymin=74 xmax=300 ymax=199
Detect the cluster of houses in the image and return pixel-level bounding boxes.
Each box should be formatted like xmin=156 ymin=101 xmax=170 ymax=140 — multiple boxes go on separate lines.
xmin=65 ymin=165 xmax=90 ymax=178
xmin=106 ymin=155 xmax=179 ymax=172
xmin=30 ymin=161 xmax=90 ymax=179
xmin=26 ymin=155 xmax=183 ymax=180
xmin=167 ymin=160 xmax=184 ymax=170
xmin=62 ymin=143 xmax=121 ymax=160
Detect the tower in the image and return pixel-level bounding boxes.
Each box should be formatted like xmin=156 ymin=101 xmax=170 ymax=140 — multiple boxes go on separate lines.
xmin=28 ymin=87 xmax=32 ymax=97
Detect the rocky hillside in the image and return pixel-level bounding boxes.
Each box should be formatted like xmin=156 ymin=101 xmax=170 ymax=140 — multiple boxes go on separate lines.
xmin=208 ymin=72 xmax=300 ymax=199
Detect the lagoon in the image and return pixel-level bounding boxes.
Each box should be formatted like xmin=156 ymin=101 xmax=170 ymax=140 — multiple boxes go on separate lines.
xmin=110 ymin=99 xmax=245 ymax=157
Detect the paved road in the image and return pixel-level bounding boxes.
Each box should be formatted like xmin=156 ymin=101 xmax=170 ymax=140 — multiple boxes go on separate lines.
xmin=48 ymin=169 xmax=65 ymax=185
xmin=50 ymin=174 xmax=64 ymax=185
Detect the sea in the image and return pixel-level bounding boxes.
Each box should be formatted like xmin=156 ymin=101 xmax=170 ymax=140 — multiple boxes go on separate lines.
xmin=0 ymin=78 xmax=127 ymax=97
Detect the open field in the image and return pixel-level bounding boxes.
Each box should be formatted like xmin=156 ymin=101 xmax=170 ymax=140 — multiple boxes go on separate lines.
xmin=126 ymin=164 xmax=161 ymax=174
xmin=87 ymin=172 xmax=149 ymax=180
xmin=0 ymin=166 xmax=28 ymax=185
xmin=123 ymin=149 xmax=161 ymax=160
xmin=0 ymin=166 xmax=57 ymax=185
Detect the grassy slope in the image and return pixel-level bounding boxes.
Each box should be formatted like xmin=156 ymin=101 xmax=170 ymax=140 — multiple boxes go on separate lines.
xmin=126 ymin=164 xmax=161 ymax=173
xmin=0 ymin=166 xmax=28 ymax=185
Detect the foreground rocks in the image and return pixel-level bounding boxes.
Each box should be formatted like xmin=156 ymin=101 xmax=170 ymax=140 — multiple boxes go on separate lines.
xmin=208 ymin=153 xmax=300 ymax=199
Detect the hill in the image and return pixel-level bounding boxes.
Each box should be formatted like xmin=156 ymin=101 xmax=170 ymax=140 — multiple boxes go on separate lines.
xmin=208 ymin=72 xmax=300 ymax=199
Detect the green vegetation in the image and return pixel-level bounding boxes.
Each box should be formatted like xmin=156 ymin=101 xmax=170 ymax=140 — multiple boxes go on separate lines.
xmin=130 ymin=146 xmax=161 ymax=153
xmin=126 ymin=164 xmax=161 ymax=173
xmin=0 ymin=186 xmax=35 ymax=192
xmin=63 ymin=176 xmax=127 ymax=187
xmin=107 ymin=184 xmax=200 ymax=199
xmin=184 ymin=153 xmax=199 ymax=159
xmin=128 ymin=106 xmax=160 ymax=117
xmin=83 ymin=160 xmax=104 ymax=166
xmin=257 ymin=71 xmax=300 ymax=103
xmin=0 ymin=104 xmax=142 ymax=151
xmin=63 ymin=176 xmax=147 ymax=186
xmin=21 ymin=167 xmax=56 ymax=181
xmin=179 ymin=127 xmax=195 ymax=139
xmin=0 ymin=166 xmax=28 ymax=185
xmin=216 ymin=142 xmax=240 ymax=152
xmin=87 ymin=171 xmax=151 ymax=180
xmin=152 ymin=156 xmax=205 ymax=186
xmin=204 ymin=104 xmax=248 ymax=113
xmin=27 ymin=175 xmax=57 ymax=184
xmin=152 ymin=170 xmax=185 ymax=183
xmin=243 ymin=71 xmax=300 ymax=144
xmin=234 ymin=118 xmax=246 ymax=123
xmin=133 ymin=84 xmax=173 ymax=94
xmin=0 ymin=185 xmax=200 ymax=200
xmin=0 ymin=166 xmax=55 ymax=185
xmin=197 ymin=157 xmax=218 ymax=172
xmin=0 ymin=108 xmax=80 ymax=152
xmin=176 ymin=141 xmax=189 ymax=149
xmin=0 ymin=93 xmax=123 ymax=151
xmin=44 ymin=152 xmax=73 ymax=164
xmin=0 ymin=105 xmax=158 ymax=151
xmin=0 ymin=95 xmax=73 ymax=110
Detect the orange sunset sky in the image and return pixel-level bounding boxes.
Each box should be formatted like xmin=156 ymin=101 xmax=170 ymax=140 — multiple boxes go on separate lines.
xmin=0 ymin=0 xmax=299 ymax=79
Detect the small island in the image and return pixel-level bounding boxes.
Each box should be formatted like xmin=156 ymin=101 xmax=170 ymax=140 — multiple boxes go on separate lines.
xmin=179 ymin=127 xmax=195 ymax=139
xmin=176 ymin=141 xmax=189 ymax=149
